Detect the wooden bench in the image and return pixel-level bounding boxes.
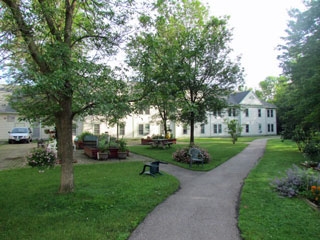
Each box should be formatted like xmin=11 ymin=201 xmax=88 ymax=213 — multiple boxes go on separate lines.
xmin=83 ymin=135 xmax=98 ymax=159
xmin=150 ymin=139 xmax=173 ymax=149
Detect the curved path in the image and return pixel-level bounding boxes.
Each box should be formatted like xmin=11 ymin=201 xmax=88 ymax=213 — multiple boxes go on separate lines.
xmin=129 ymin=138 xmax=267 ymax=240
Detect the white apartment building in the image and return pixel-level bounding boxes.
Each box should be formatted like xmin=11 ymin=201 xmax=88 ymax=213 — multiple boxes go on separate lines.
xmin=76 ymin=91 xmax=277 ymax=139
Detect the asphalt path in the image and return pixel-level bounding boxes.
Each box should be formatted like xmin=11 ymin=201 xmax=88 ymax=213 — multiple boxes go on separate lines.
xmin=129 ymin=138 xmax=267 ymax=240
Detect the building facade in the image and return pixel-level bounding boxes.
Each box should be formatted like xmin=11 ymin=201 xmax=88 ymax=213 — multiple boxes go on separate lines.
xmin=0 ymin=87 xmax=276 ymax=141
xmin=78 ymin=91 xmax=277 ymax=139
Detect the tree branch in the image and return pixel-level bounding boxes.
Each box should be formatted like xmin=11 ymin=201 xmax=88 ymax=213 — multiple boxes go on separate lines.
xmin=2 ymin=0 xmax=51 ymax=73
xmin=38 ymin=0 xmax=62 ymax=42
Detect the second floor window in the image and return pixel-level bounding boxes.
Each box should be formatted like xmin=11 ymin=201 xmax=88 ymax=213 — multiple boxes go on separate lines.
xmin=267 ymin=109 xmax=274 ymax=117
xmin=228 ymin=108 xmax=237 ymax=117
xmin=245 ymin=109 xmax=249 ymax=117
xmin=258 ymin=109 xmax=261 ymax=117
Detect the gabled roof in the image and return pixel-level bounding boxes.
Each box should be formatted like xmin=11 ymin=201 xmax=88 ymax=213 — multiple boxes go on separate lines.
xmin=227 ymin=90 xmax=277 ymax=108
xmin=227 ymin=91 xmax=251 ymax=105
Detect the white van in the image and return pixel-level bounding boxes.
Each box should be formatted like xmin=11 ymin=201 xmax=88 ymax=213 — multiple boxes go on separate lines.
xmin=8 ymin=127 xmax=33 ymax=144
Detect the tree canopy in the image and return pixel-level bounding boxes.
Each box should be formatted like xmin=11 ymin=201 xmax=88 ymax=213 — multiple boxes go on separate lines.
xmin=0 ymin=0 xmax=135 ymax=193
xmin=277 ymin=0 xmax=320 ymax=132
xmin=126 ymin=0 xmax=243 ymax=144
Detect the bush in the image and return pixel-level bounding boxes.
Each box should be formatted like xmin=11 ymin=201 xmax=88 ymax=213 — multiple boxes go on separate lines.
xmin=303 ymin=141 xmax=320 ymax=162
xmin=172 ymin=146 xmax=210 ymax=164
xmin=26 ymin=148 xmax=56 ymax=171
xmin=271 ymin=165 xmax=320 ymax=198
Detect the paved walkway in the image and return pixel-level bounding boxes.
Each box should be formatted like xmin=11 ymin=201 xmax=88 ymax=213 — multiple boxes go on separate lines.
xmin=129 ymin=138 xmax=267 ymax=240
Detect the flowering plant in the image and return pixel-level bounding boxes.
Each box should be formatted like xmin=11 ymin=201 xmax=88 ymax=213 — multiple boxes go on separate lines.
xmin=309 ymin=185 xmax=320 ymax=205
xmin=172 ymin=146 xmax=210 ymax=164
xmin=26 ymin=148 xmax=56 ymax=171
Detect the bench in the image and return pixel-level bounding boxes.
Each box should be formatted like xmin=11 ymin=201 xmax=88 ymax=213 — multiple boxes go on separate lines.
xmin=83 ymin=135 xmax=98 ymax=158
xmin=139 ymin=161 xmax=168 ymax=177
xmin=83 ymin=135 xmax=98 ymax=148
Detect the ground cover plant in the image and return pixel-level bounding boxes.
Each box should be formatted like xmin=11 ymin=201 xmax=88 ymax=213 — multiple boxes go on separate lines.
xmin=239 ymin=139 xmax=320 ymax=240
xmin=0 ymin=162 xmax=179 ymax=240
xmin=129 ymin=137 xmax=251 ymax=171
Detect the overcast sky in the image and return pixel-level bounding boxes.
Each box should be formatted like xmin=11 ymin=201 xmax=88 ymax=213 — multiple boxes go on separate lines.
xmin=205 ymin=0 xmax=305 ymax=89
xmin=1 ymin=0 xmax=305 ymax=88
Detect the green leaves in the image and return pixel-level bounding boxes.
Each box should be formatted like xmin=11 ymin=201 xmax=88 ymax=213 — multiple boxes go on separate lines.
xmin=278 ymin=1 xmax=320 ymax=130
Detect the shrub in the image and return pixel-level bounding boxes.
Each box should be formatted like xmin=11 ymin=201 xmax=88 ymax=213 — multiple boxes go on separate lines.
xmin=303 ymin=141 xmax=320 ymax=162
xmin=271 ymin=165 xmax=320 ymax=198
xmin=26 ymin=148 xmax=56 ymax=171
xmin=172 ymin=146 xmax=210 ymax=164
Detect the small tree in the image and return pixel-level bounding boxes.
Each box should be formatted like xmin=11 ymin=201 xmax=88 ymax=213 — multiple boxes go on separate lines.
xmin=226 ymin=119 xmax=242 ymax=144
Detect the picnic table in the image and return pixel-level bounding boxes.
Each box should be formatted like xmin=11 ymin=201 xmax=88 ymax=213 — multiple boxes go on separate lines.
xmin=150 ymin=139 xmax=173 ymax=149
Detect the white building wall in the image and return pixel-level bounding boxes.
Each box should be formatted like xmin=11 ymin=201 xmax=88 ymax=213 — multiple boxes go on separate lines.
xmin=76 ymin=93 xmax=277 ymax=139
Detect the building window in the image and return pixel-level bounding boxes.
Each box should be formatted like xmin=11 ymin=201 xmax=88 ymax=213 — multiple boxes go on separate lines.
xmin=139 ymin=108 xmax=150 ymax=115
xmin=213 ymin=110 xmax=222 ymax=116
xmin=138 ymin=124 xmax=150 ymax=135
xmin=245 ymin=124 xmax=249 ymax=133
xmin=93 ymin=124 xmax=100 ymax=135
xmin=7 ymin=115 xmax=15 ymax=122
xmin=228 ymin=108 xmax=237 ymax=117
xmin=267 ymin=109 xmax=274 ymax=117
xmin=72 ymin=124 xmax=77 ymax=136
xmin=258 ymin=109 xmax=261 ymax=117
xmin=213 ymin=124 xmax=222 ymax=134
xmin=245 ymin=109 xmax=249 ymax=117
xmin=145 ymin=124 xmax=150 ymax=134
xmin=258 ymin=123 xmax=262 ymax=133
xmin=268 ymin=124 xmax=274 ymax=132
xmin=200 ymin=124 xmax=205 ymax=134
xmin=183 ymin=126 xmax=188 ymax=135
xmin=138 ymin=124 xmax=143 ymax=135
xmin=119 ymin=124 xmax=125 ymax=135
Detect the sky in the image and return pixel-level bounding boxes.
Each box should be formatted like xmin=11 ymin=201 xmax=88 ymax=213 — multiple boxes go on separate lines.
xmin=205 ymin=0 xmax=305 ymax=89
xmin=0 ymin=0 xmax=305 ymax=88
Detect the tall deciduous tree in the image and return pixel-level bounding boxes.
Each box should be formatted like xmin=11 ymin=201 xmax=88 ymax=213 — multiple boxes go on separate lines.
xmin=127 ymin=0 xmax=243 ymax=145
xmin=278 ymin=0 xmax=320 ymax=130
xmin=0 ymin=0 xmax=134 ymax=193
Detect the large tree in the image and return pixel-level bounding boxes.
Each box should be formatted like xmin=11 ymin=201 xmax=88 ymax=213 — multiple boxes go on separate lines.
xmin=127 ymin=0 xmax=243 ymax=145
xmin=0 ymin=0 xmax=134 ymax=193
xmin=278 ymin=0 xmax=320 ymax=130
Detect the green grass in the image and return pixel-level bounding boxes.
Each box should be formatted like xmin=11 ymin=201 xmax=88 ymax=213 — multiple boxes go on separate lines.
xmin=239 ymin=139 xmax=320 ymax=240
xmin=0 ymin=162 xmax=179 ymax=240
xmin=129 ymin=137 xmax=251 ymax=171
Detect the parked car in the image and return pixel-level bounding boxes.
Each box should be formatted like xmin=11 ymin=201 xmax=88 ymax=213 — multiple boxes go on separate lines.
xmin=8 ymin=127 xmax=33 ymax=144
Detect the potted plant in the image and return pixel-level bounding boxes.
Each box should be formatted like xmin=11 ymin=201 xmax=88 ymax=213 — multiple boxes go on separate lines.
xmin=117 ymin=138 xmax=128 ymax=159
xmin=97 ymin=139 xmax=109 ymax=160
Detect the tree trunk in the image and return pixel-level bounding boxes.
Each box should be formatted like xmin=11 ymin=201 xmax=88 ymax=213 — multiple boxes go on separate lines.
xmin=190 ymin=111 xmax=195 ymax=146
xmin=56 ymin=97 xmax=74 ymax=193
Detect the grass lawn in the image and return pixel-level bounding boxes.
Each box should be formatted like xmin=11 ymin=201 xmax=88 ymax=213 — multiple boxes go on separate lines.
xmin=129 ymin=137 xmax=252 ymax=171
xmin=239 ymin=139 xmax=320 ymax=240
xmin=0 ymin=162 xmax=179 ymax=240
